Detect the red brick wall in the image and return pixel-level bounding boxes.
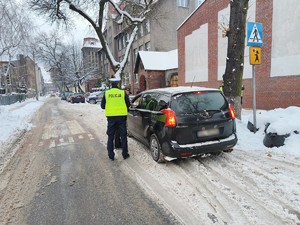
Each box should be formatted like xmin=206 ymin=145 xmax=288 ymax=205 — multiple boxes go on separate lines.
xmin=137 ymin=61 xmax=166 ymax=92
xmin=85 ymin=79 xmax=98 ymax=92
xmin=177 ymin=0 xmax=300 ymax=110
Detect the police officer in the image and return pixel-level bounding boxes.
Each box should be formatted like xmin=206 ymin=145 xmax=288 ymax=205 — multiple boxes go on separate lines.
xmin=101 ymin=78 xmax=131 ymax=161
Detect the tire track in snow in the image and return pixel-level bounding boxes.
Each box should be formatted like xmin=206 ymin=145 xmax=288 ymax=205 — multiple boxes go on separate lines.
xmin=223 ymin=151 xmax=300 ymax=207
xmin=171 ymin=159 xmax=251 ymax=225
xmin=219 ymin=151 xmax=300 ymax=223
xmin=195 ymin=154 xmax=299 ymax=225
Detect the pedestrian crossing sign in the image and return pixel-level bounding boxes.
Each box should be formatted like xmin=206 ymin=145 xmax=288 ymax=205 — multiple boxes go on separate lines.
xmin=247 ymin=22 xmax=263 ymax=47
xmin=249 ymin=47 xmax=262 ymax=65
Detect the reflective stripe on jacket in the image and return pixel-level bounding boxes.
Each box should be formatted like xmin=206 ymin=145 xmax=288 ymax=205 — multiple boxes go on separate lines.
xmin=105 ymin=88 xmax=128 ymax=116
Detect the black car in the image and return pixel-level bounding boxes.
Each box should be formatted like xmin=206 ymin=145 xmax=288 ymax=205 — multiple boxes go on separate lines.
xmin=127 ymin=86 xmax=237 ymax=162
xmin=69 ymin=93 xmax=86 ymax=103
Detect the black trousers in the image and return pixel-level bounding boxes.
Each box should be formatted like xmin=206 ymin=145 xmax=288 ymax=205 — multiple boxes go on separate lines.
xmin=106 ymin=116 xmax=128 ymax=159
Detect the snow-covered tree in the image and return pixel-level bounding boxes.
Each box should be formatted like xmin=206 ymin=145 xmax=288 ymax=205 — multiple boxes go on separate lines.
xmin=29 ymin=0 xmax=156 ymax=82
xmin=0 ymin=0 xmax=33 ymax=57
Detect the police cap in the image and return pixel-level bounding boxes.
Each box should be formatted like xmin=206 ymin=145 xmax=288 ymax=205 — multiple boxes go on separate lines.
xmin=109 ymin=78 xmax=120 ymax=83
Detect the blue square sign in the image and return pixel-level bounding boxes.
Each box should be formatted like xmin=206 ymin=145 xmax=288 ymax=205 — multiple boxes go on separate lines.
xmin=247 ymin=22 xmax=263 ymax=47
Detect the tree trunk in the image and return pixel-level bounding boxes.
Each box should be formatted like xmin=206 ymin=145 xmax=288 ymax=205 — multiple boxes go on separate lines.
xmin=223 ymin=0 xmax=249 ymax=119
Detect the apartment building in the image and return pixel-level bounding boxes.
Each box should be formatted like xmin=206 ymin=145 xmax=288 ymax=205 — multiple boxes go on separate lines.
xmin=81 ymin=37 xmax=102 ymax=92
xmin=100 ymin=0 xmax=203 ymax=93
xmin=0 ymin=54 xmax=44 ymax=95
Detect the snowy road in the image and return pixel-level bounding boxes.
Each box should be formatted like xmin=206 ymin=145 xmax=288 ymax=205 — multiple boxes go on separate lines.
xmin=125 ymin=141 xmax=300 ymax=225
xmin=0 ymin=97 xmax=299 ymax=225
xmin=64 ymin=98 xmax=300 ymax=225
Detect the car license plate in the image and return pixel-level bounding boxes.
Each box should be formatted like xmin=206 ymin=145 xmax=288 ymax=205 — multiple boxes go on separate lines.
xmin=197 ymin=128 xmax=219 ymax=137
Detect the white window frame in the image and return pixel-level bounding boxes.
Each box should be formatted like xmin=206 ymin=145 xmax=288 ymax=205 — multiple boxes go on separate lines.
xmin=177 ymin=0 xmax=189 ymax=8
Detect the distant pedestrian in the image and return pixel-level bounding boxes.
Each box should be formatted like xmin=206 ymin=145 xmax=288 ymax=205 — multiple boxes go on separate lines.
xmin=219 ymin=82 xmax=224 ymax=92
xmin=101 ymin=78 xmax=131 ymax=161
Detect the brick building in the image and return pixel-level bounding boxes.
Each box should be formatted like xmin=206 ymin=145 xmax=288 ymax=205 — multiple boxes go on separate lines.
xmin=134 ymin=50 xmax=178 ymax=92
xmin=0 ymin=54 xmax=44 ymax=95
xmin=100 ymin=0 xmax=202 ymax=94
xmin=177 ymin=0 xmax=300 ymax=110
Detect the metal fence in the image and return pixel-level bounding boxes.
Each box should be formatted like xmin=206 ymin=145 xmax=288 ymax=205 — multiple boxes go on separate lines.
xmin=0 ymin=94 xmax=34 ymax=105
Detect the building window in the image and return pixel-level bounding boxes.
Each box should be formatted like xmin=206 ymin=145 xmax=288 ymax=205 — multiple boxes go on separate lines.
xmin=145 ymin=42 xmax=150 ymax=51
xmin=122 ymin=34 xmax=126 ymax=48
xmin=140 ymin=24 xmax=144 ymax=37
xmin=145 ymin=18 xmax=150 ymax=33
xmin=177 ymin=0 xmax=189 ymax=7
xmin=195 ymin=0 xmax=203 ymax=7
xmin=139 ymin=45 xmax=143 ymax=51
xmin=118 ymin=39 xmax=122 ymax=51
xmin=133 ymin=48 xmax=138 ymax=63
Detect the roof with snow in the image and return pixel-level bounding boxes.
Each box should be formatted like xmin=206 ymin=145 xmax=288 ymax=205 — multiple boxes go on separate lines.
xmin=82 ymin=37 xmax=101 ymax=48
xmin=134 ymin=49 xmax=178 ymax=73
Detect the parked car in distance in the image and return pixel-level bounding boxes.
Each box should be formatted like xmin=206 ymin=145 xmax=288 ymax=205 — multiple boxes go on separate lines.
xmin=86 ymin=91 xmax=104 ymax=104
xmin=61 ymin=91 xmax=74 ymax=101
xmin=127 ymin=86 xmax=237 ymax=163
xmin=69 ymin=93 xmax=85 ymax=103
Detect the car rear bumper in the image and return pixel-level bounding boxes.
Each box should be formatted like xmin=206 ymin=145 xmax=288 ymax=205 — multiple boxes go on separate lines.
xmin=163 ymin=134 xmax=237 ymax=158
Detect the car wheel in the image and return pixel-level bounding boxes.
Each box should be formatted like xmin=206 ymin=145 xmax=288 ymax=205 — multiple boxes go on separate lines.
xmin=223 ymin=149 xmax=233 ymax=153
xmin=89 ymin=99 xmax=96 ymax=104
xmin=150 ymin=134 xmax=165 ymax=163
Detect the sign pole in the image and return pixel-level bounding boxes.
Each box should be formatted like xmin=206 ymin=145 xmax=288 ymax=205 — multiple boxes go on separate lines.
xmin=252 ymin=65 xmax=257 ymax=133
xmin=247 ymin=21 xmax=263 ymax=132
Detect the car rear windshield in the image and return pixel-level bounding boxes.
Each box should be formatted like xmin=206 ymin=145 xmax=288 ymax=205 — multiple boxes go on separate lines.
xmin=171 ymin=91 xmax=227 ymax=114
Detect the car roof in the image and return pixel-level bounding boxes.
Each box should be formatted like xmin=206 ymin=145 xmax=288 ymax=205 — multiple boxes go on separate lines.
xmin=141 ymin=86 xmax=219 ymax=96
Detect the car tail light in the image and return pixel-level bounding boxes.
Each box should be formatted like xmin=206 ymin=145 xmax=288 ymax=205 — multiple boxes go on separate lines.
xmin=161 ymin=109 xmax=177 ymax=127
xmin=229 ymin=104 xmax=236 ymax=119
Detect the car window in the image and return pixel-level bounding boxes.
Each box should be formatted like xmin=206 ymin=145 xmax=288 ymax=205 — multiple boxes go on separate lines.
xmin=153 ymin=94 xmax=169 ymax=111
xmin=140 ymin=93 xmax=157 ymax=110
xmin=132 ymin=95 xmax=142 ymax=107
xmin=171 ymin=91 xmax=227 ymax=114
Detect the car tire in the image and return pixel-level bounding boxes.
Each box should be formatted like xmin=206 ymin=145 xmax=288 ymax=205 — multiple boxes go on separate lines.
xmin=89 ymin=99 xmax=96 ymax=104
xmin=223 ymin=149 xmax=233 ymax=153
xmin=150 ymin=134 xmax=165 ymax=163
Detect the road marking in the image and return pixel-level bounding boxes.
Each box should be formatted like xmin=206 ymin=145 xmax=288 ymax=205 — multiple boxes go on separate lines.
xmin=68 ymin=137 xmax=74 ymax=143
xmin=42 ymin=124 xmax=58 ymax=140
xmin=88 ymin=134 xmax=94 ymax=140
xmin=66 ymin=120 xmax=85 ymax=135
xmin=49 ymin=140 xmax=55 ymax=148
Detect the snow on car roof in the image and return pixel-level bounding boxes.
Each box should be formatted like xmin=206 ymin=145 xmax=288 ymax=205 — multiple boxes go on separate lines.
xmin=143 ymin=86 xmax=219 ymax=95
